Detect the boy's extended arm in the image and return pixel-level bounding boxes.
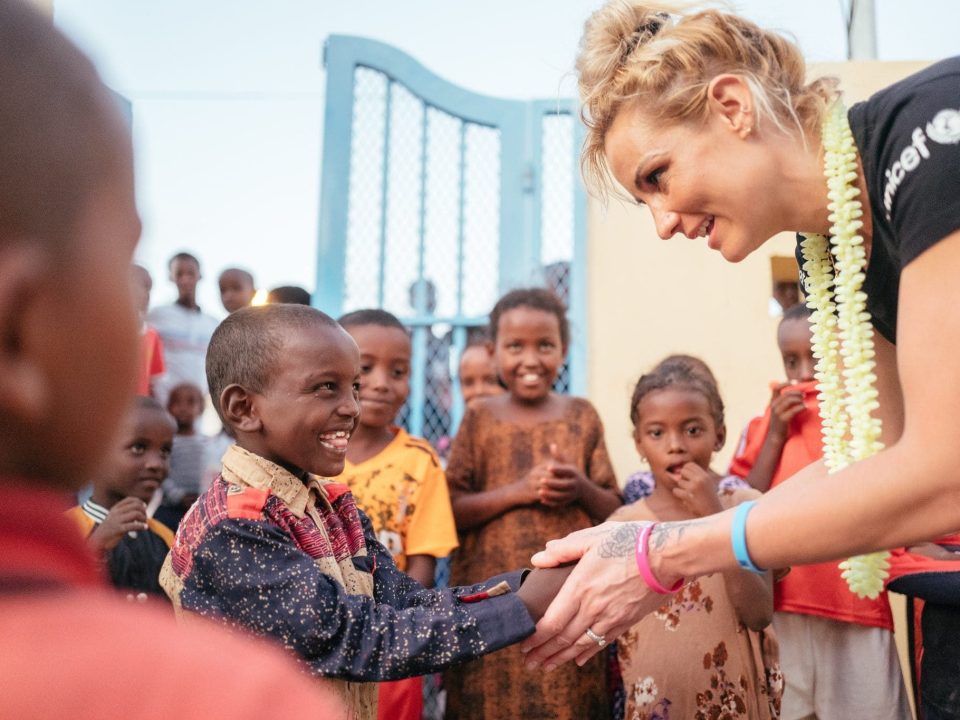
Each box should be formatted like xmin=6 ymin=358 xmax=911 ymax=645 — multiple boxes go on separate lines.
xmin=365 ymin=510 xmax=570 ymax=620
xmin=181 ymin=515 xmax=537 ymax=682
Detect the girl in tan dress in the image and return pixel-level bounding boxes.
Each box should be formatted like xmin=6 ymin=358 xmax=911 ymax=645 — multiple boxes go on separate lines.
xmin=444 ymin=288 xmax=622 ymax=720
xmin=613 ymin=359 xmax=781 ymax=720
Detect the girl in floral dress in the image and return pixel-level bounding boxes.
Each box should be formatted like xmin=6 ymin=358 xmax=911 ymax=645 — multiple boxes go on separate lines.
xmin=613 ymin=358 xmax=781 ymax=720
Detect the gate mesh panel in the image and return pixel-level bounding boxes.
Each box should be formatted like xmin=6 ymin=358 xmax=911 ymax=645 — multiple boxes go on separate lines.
xmin=342 ymin=70 xmax=586 ymax=717
xmin=541 ymin=112 xmax=575 ymax=393
xmin=344 ymin=68 xmax=504 ymax=719
xmin=345 ymin=67 xmax=501 ymax=450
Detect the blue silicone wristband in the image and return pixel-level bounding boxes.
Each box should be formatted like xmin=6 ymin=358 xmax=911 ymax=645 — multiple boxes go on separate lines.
xmin=731 ymin=500 xmax=765 ymax=574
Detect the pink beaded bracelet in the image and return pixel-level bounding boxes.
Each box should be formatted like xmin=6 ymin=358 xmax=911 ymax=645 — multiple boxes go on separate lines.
xmin=635 ymin=523 xmax=684 ymax=595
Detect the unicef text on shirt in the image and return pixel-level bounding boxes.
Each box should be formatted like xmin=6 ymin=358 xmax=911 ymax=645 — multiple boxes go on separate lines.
xmin=882 ymin=107 xmax=960 ymax=219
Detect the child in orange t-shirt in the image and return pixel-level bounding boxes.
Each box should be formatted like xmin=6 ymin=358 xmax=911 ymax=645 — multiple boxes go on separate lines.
xmin=729 ymin=303 xmax=909 ymax=719
xmin=337 ymin=308 xmax=459 ymax=720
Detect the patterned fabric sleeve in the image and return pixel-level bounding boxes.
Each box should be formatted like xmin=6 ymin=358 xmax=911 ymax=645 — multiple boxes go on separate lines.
xmin=180 ymin=514 xmax=534 ymax=682
xmin=718 ymin=475 xmax=751 ymax=491
xmin=621 ymin=471 xmax=654 ymax=505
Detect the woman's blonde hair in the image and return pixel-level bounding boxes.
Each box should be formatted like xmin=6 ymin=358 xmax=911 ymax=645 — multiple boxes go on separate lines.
xmin=577 ymin=1 xmax=839 ymax=192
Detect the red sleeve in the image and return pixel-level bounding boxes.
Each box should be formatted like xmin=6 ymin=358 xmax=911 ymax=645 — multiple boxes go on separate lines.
xmin=888 ymin=544 xmax=960 ymax=583
xmin=147 ymin=329 xmax=165 ymax=377
xmin=727 ymin=413 xmax=770 ymax=479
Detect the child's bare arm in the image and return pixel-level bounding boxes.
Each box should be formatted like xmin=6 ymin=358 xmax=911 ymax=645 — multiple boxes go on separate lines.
xmin=686 ymin=478 xmax=773 ymax=631
xmin=405 ymin=555 xmax=436 ymax=588
xmin=744 ymin=388 xmax=804 ymax=492
xmin=722 ymin=568 xmax=774 ymax=631
xmin=450 ymin=467 xmax=545 ymax=531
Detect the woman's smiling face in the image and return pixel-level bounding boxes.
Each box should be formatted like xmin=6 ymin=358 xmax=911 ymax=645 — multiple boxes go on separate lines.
xmin=603 ymin=95 xmax=789 ymax=263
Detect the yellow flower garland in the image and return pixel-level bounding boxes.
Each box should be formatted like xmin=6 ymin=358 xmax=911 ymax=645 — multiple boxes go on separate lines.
xmin=799 ymin=101 xmax=889 ymax=600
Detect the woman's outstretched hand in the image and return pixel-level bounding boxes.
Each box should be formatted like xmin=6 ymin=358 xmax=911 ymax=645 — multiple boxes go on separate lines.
xmin=519 ymin=521 xmax=668 ymax=670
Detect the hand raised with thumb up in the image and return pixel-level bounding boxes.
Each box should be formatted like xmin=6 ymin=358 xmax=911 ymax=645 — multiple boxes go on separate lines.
xmin=538 ymin=443 xmax=586 ymax=508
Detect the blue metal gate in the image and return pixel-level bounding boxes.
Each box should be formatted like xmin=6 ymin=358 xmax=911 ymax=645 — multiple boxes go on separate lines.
xmin=316 ymin=34 xmax=586 ymax=447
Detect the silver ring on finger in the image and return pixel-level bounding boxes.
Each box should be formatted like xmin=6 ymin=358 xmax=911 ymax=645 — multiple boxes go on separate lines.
xmin=584 ymin=627 xmax=606 ymax=647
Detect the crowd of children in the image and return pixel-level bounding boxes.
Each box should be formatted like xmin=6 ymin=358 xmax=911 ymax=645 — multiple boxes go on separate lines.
xmin=115 ymin=252 xmax=951 ymax=720
xmin=63 ymin=241 xmax=935 ymax=720
xmin=3 ymin=1 xmax=950 ymax=718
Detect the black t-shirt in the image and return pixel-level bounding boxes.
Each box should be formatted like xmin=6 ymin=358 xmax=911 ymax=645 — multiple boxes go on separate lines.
xmin=797 ymin=57 xmax=960 ymax=344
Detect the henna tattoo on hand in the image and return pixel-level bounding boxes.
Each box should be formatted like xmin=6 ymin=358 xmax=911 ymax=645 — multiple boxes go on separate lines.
xmin=596 ymin=522 xmax=644 ymax=558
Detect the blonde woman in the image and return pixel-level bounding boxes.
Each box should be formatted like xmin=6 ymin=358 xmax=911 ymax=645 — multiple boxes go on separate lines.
xmin=521 ymin=3 xmax=960 ymax=719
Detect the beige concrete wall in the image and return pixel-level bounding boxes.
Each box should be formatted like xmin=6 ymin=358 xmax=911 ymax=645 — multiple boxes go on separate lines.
xmin=587 ymin=200 xmax=797 ymax=476
xmin=586 ymin=60 xmax=930 ymax=481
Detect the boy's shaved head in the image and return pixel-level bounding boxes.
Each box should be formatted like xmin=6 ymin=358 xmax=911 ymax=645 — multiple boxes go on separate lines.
xmin=0 ymin=0 xmax=127 ymax=252
xmin=206 ymin=305 xmax=342 ymax=421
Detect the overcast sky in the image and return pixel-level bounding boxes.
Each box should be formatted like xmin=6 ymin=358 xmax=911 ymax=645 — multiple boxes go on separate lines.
xmin=54 ymin=0 xmax=959 ymax=314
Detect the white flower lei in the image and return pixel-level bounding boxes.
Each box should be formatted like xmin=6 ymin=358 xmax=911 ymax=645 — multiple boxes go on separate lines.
xmin=799 ymin=101 xmax=889 ymax=599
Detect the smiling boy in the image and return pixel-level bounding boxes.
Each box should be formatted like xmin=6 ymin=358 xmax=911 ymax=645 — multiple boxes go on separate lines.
xmin=161 ymin=304 xmax=565 ymax=719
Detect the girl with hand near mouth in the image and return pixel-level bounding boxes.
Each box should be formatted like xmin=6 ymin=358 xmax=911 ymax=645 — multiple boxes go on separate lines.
xmin=444 ymin=287 xmax=623 ymax=720
xmin=612 ymin=358 xmax=780 ymax=720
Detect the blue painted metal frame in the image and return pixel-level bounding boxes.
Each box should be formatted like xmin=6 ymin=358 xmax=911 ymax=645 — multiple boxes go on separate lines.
xmin=315 ymin=40 xmax=356 ymax=319
xmin=316 ymin=35 xmax=588 ymax=427
xmin=526 ymin=99 xmax=589 ymax=397
xmin=569 ymin=116 xmax=590 ymax=397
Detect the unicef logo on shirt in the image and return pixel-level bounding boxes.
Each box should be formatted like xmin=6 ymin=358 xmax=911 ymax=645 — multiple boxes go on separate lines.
xmin=926 ymin=108 xmax=960 ymax=145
